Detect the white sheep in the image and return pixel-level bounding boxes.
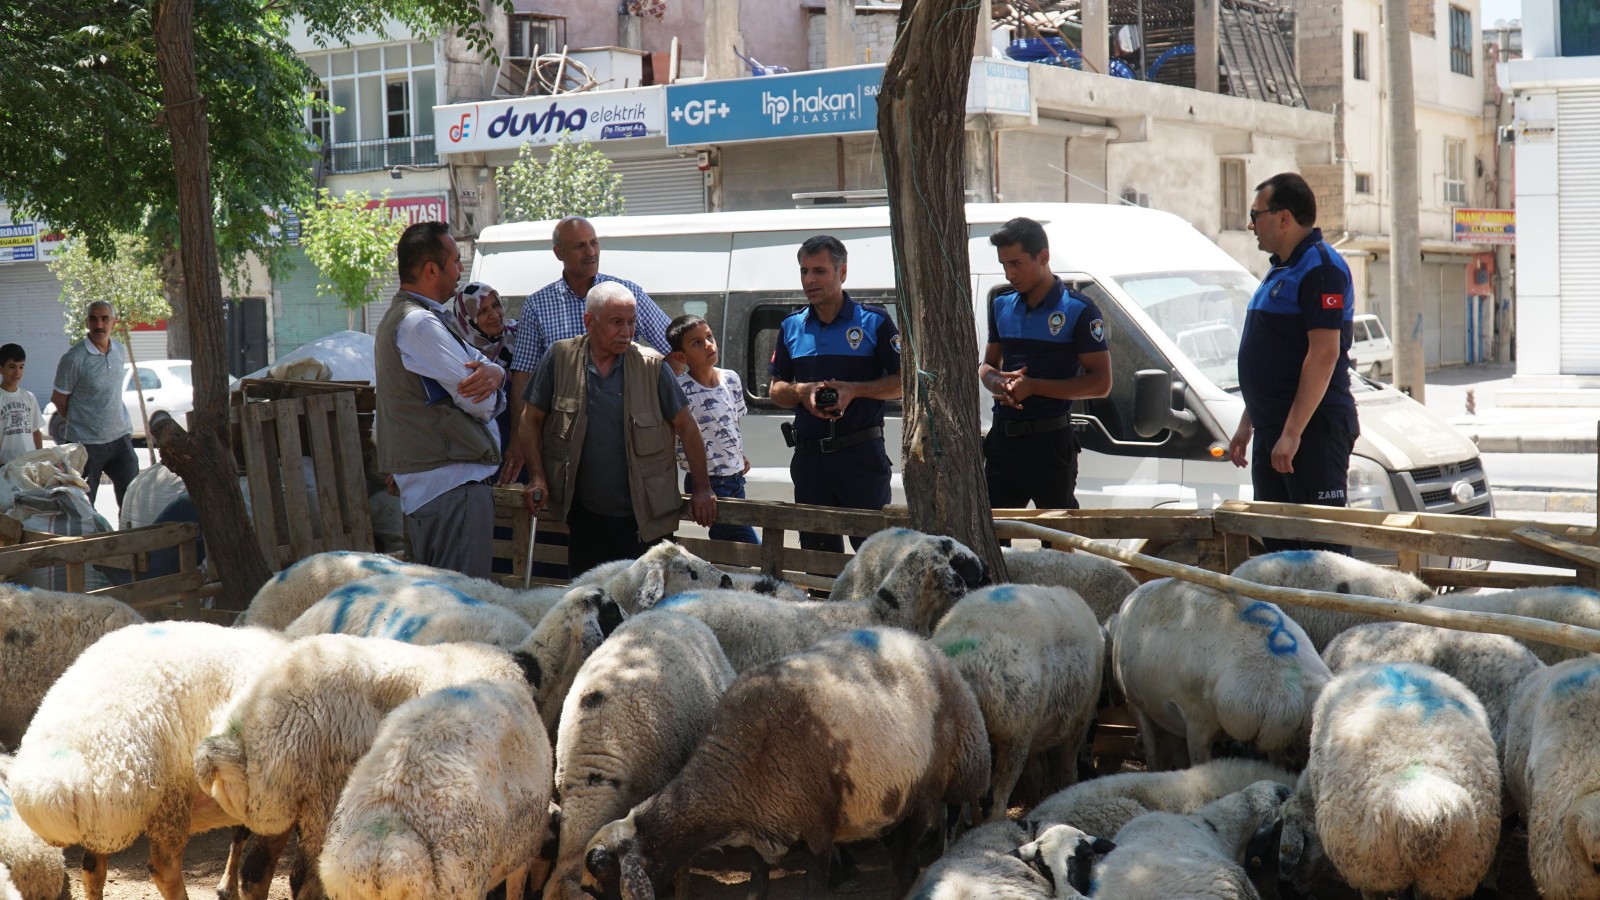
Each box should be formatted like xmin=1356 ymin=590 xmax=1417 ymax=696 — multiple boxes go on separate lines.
xmin=239 ymin=550 xmax=524 ymax=630
xmin=320 ymin=679 xmax=552 ymax=900
xmin=1229 ymin=550 xmax=1434 ymax=651
xmin=1113 ymin=578 xmax=1331 ymax=769
xmin=1001 ymin=547 xmax=1139 ymax=623
xmin=1426 ymin=586 xmax=1600 ymax=665
xmin=908 ymin=819 xmax=1110 ymax=900
xmin=1029 ymin=757 xmax=1296 ymax=841
xmin=566 ymin=542 xmax=733 ymax=613
xmin=10 ymin=622 xmax=286 ymax=900
xmin=0 ymin=755 xmax=64 ymax=900
xmin=1322 ymin=620 xmax=1543 ymax=752
xmin=932 ymin=583 xmax=1103 ymax=820
xmin=0 ymin=583 xmax=144 ymax=749
xmin=0 ymin=865 xmax=21 ymax=900
xmin=825 ymin=528 xmax=991 ymax=633
xmin=1281 ymin=663 xmax=1500 ymax=899
xmin=581 ymin=628 xmax=990 ymax=899
xmin=1091 ymin=780 xmax=1293 ymax=900
xmin=547 ymin=611 xmax=736 ymax=900
xmin=1502 ymin=657 xmax=1600 ymax=899
xmin=193 ymin=634 xmax=533 ymax=900
xmin=653 ymin=588 xmax=896 ymax=673
xmin=724 ymin=570 xmax=811 ymax=602
xmin=1015 ymin=823 xmax=1117 ymax=899
xmin=283 ymin=573 xmax=536 ymax=648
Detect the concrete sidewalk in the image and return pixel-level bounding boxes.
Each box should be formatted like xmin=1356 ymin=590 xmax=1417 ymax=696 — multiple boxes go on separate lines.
xmin=1422 ymin=364 xmax=1600 ymax=454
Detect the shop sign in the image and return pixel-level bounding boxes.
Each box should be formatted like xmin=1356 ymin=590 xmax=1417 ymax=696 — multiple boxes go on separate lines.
xmin=435 ymin=87 xmax=664 ymax=154
xmin=665 ymin=65 xmax=883 ymax=146
xmin=967 ymin=59 xmax=1033 ymax=117
xmin=1453 ymin=208 xmax=1514 ymax=245
xmin=0 ymin=223 xmax=37 ymax=263
xmin=365 ymin=194 xmax=449 ymax=226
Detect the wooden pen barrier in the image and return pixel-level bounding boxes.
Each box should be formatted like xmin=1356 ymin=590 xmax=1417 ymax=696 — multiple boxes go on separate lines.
xmin=0 ymin=521 xmax=216 ymax=619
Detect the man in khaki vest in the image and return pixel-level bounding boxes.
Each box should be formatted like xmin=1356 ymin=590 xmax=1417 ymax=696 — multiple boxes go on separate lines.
xmin=375 ymin=221 xmax=505 ymax=577
xmin=514 ymin=282 xmax=717 ymax=576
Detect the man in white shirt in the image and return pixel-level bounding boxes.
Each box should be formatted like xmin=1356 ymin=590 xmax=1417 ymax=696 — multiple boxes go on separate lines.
xmin=374 ymin=221 xmax=505 ymax=577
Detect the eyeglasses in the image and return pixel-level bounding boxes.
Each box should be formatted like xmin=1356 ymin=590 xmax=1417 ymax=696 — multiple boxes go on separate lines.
xmin=1248 ymin=207 xmax=1280 ymax=224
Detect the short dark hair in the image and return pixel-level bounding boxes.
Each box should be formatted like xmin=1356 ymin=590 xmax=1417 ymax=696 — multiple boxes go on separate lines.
xmin=667 ymin=314 xmax=709 ymax=352
xmin=397 ymin=221 xmax=453 ymax=283
xmin=0 ymin=344 xmax=23 ymax=366
xmin=1255 ymin=173 xmax=1318 ymax=227
xmin=989 ymin=217 xmax=1049 ymax=256
xmin=797 ymin=235 xmax=847 ymax=267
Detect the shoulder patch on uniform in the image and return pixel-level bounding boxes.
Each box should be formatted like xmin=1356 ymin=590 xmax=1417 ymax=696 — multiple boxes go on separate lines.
xmin=846 ymin=326 xmax=864 ymax=350
xmin=1090 ymin=318 xmax=1105 ymax=343
xmin=1048 ymin=311 xmax=1066 ymax=336
xmin=890 ymin=334 xmax=902 ymax=354
xmin=1321 ymin=293 xmax=1344 ymax=310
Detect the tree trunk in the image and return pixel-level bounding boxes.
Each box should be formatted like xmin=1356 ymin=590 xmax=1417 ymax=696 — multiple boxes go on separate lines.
xmin=152 ymin=0 xmax=273 ymax=611
xmin=877 ymin=0 xmax=1005 ymax=581
xmin=156 ymin=243 xmax=192 ymax=360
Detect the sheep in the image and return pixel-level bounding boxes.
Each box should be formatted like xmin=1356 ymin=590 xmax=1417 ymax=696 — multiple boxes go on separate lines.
xmin=284 ymin=573 xmax=536 ymax=647
xmin=1322 ymin=620 xmax=1543 ymax=752
xmin=0 ymin=866 xmax=20 ymax=900
xmin=654 ymin=588 xmax=897 ymax=673
xmin=1029 ymin=757 xmax=1296 ymax=840
xmin=908 ymin=819 xmax=1110 ymax=900
xmin=1113 ymin=578 xmax=1331 ymax=770
xmin=1280 ymin=663 xmax=1500 ymax=900
xmin=580 ymin=627 xmax=990 ymax=899
xmin=825 ymin=528 xmax=991 ymax=633
xmin=1501 ymin=657 xmax=1600 ymax=899
xmin=1229 ymin=550 xmax=1434 ymax=651
xmin=0 ymin=583 xmax=144 ymax=750
xmin=566 ymin=542 xmax=733 ymax=613
xmin=1015 ymin=824 xmax=1117 ymax=900
xmin=239 ymin=550 xmax=525 ymax=629
xmin=725 ymin=570 xmax=812 ymax=602
xmin=1001 ymin=547 xmax=1139 ymax=623
xmin=0 ymin=755 xmax=64 ymax=900
xmin=193 ymin=634 xmax=534 ymax=900
xmin=9 ymin=622 xmax=286 ymax=900
xmin=932 ymin=583 xmax=1103 ymax=820
xmin=1426 ymin=586 xmax=1600 ymax=665
xmin=546 ymin=611 xmax=736 ymax=900
xmin=320 ymin=679 xmax=553 ymax=900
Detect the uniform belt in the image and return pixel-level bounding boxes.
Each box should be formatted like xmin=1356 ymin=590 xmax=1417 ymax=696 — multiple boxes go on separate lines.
xmin=795 ymin=426 xmax=884 ymax=454
xmin=1000 ymin=413 xmax=1075 ymax=437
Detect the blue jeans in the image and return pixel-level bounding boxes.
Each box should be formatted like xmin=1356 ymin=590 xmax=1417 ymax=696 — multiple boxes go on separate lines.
xmin=687 ymin=473 xmax=760 ymax=544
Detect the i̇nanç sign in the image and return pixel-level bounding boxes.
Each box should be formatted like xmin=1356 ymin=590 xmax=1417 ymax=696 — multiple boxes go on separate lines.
xmin=434 ymin=86 xmax=663 ymax=154
xmin=665 ymin=65 xmax=884 ymax=147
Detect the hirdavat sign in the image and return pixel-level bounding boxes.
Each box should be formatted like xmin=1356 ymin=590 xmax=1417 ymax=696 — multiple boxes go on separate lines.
xmin=434 ymin=87 xmax=664 ymax=154
xmin=665 ymin=65 xmax=884 ymax=146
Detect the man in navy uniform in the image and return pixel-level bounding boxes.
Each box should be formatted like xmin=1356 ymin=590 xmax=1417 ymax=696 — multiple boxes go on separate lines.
xmin=978 ymin=217 xmax=1112 ymax=510
xmin=1228 ymin=171 xmax=1359 ymax=554
xmin=769 ymin=235 xmax=902 ymax=553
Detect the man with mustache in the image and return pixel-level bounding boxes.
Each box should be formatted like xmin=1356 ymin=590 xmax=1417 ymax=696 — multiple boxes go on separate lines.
xmin=51 ymin=301 xmax=139 ymax=507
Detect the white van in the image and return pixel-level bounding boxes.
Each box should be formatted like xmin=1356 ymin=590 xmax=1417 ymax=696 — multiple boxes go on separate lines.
xmin=474 ymin=203 xmax=1492 ymax=548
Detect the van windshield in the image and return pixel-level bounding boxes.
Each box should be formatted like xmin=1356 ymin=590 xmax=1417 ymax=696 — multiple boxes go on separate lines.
xmin=1112 ymin=270 xmax=1257 ymax=392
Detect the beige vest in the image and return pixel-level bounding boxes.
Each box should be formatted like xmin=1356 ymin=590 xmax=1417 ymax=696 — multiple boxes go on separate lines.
xmin=374 ymin=292 xmax=501 ymax=475
xmin=542 ymin=336 xmax=682 ymax=542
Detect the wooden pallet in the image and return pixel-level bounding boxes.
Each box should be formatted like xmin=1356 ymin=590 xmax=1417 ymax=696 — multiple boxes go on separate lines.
xmin=0 ymin=522 xmax=214 ymax=616
xmin=232 ymin=392 xmax=374 ymax=570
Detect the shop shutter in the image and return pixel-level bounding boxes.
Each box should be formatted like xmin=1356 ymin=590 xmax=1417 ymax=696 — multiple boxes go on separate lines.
xmin=1559 ymin=87 xmax=1600 ymax=373
xmin=1066 ymin=136 xmax=1109 ymax=203
xmin=997 ymin=131 xmax=1065 ymax=202
xmin=719 ymin=137 xmax=841 ymax=211
xmin=1439 ymin=262 xmax=1468 ymax=366
xmin=0 ymin=263 xmax=72 ymax=402
xmin=612 ymin=156 xmax=707 ymax=216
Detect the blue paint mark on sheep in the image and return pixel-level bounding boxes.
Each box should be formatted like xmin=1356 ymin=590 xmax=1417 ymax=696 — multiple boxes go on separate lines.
xmin=390 ymin=614 xmax=431 ymax=642
xmin=1373 ymin=666 xmax=1471 ymax=722
xmin=146 ymin=626 xmax=167 ymax=637
xmin=329 ymin=589 xmax=366 ymax=635
xmin=0 ymin=787 xmax=13 ymax=822
xmin=432 ymin=583 xmax=483 ymax=606
xmin=985 ymin=585 xmax=1018 ymax=603
xmin=1238 ymin=602 xmax=1298 ymax=656
xmin=358 ymin=556 xmax=396 ymax=574
xmin=656 ymin=592 xmax=700 ymax=609
xmin=850 ymin=630 xmax=881 ymax=652
xmin=360 ymin=602 xmax=386 ymax=636
xmin=1268 ymin=550 xmax=1318 ymax=564
xmin=441 ymin=686 xmax=475 ymax=701
xmin=1551 ymin=663 xmax=1600 ymax=698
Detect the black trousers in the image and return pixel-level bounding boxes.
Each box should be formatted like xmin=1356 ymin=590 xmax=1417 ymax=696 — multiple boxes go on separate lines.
xmin=83 ymin=435 xmax=139 ymax=507
xmin=791 ymin=439 xmax=892 ymax=554
xmin=566 ymin=503 xmax=669 ymax=580
xmin=983 ymin=425 xmax=1081 ymax=510
xmin=1251 ymin=411 xmax=1357 ymax=555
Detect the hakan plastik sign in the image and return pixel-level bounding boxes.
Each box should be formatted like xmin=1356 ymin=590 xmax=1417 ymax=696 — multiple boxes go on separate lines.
xmin=435 ymin=87 xmax=663 ymax=154
xmin=665 ymin=66 xmax=883 ymax=146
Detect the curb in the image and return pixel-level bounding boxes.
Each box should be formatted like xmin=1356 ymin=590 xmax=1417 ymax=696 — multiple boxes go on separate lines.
xmin=1493 ymin=488 xmax=1598 ymax=513
xmin=1469 ymin=435 xmax=1599 ymax=454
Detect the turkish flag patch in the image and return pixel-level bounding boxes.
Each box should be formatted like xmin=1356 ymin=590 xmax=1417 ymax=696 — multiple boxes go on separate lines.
xmin=1321 ymin=293 xmax=1345 ymax=310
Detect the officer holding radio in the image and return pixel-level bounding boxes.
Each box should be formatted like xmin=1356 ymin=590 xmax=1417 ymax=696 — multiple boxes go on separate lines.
xmin=769 ymin=235 xmax=902 ymax=553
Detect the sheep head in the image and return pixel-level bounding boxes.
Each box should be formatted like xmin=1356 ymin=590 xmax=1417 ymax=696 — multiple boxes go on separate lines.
xmin=630 ymin=543 xmax=733 ymax=610
xmin=194 ymin=720 xmax=251 ymax=825
xmin=583 ymin=812 xmax=654 ymax=900
xmin=1014 ymin=823 xmax=1114 ymax=897
xmin=874 ymin=537 xmax=988 ymax=635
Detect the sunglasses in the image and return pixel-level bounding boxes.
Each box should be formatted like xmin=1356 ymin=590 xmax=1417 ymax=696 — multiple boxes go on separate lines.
xmin=1248 ymin=208 xmax=1281 ymax=224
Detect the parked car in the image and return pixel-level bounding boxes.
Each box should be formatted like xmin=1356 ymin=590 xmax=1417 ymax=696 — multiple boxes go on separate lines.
xmin=1350 ymin=312 xmax=1393 ymax=380
xmin=44 ymin=359 xmax=202 ymax=441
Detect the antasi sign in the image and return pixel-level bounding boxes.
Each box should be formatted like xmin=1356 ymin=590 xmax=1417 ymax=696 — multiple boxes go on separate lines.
xmin=435 ymin=87 xmax=663 ymax=154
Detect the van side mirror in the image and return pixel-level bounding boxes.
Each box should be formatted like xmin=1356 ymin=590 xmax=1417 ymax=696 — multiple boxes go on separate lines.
xmin=1132 ymin=369 xmax=1199 ymax=438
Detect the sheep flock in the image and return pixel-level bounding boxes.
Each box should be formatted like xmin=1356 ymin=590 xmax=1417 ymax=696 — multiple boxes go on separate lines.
xmin=1 ymin=536 xmax=1595 ymax=899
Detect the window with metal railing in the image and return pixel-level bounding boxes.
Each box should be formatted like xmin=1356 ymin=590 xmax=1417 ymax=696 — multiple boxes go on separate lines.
xmin=302 ymin=42 xmax=438 ymax=175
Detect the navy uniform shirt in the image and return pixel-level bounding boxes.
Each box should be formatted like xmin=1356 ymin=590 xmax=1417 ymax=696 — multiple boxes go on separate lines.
xmin=770 ymin=294 xmax=901 ymax=440
xmin=987 ymin=278 xmax=1110 ymax=421
xmin=1237 ymin=228 xmax=1358 ymax=435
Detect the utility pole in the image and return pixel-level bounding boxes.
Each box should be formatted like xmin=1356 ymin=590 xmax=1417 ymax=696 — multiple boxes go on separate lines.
xmin=1385 ymin=0 xmax=1425 ymax=399
xmin=826 ymin=0 xmax=856 ymax=68
xmin=704 ymin=0 xmax=745 ymax=80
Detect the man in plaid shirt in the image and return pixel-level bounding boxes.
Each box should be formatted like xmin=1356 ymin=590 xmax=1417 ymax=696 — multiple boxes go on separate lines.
xmin=503 ymin=215 xmax=670 ymax=480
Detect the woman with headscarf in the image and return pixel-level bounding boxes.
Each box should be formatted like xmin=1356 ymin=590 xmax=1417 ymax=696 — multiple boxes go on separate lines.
xmin=449 ymin=281 xmax=518 ymax=451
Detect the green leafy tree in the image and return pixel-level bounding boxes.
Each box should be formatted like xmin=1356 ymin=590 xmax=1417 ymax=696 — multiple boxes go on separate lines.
xmin=297 ymin=189 xmax=407 ymax=330
xmin=47 ymin=232 xmax=174 ymax=440
xmin=498 ymin=139 xmax=626 ymax=222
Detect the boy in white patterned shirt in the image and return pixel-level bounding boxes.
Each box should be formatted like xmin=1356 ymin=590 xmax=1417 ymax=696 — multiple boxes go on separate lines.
xmin=667 ymin=315 xmax=758 ymax=544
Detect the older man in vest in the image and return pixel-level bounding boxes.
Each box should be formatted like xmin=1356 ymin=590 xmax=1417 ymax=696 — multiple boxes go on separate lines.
xmin=515 ymin=282 xmax=717 ymax=577
xmin=375 ymin=221 xmax=505 ymax=577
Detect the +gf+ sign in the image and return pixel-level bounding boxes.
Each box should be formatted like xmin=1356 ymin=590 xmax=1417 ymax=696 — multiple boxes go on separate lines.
xmin=671 ymin=100 xmax=731 ymax=127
